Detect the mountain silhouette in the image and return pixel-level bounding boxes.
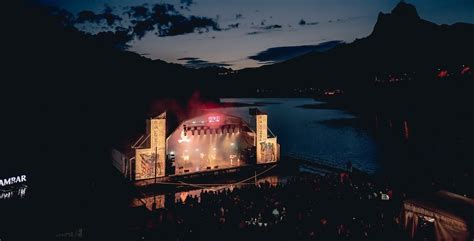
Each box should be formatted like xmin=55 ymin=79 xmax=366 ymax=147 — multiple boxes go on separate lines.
xmin=229 ymin=1 xmax=473 ymax=93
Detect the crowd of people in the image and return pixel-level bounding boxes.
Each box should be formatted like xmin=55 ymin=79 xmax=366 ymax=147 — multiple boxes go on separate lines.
xmin=135 ymin=172 xmax=414 ymax=241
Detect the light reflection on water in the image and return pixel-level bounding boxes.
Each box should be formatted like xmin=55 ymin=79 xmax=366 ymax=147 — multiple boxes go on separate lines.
xmin=132 ymin=176 xmax=281 ymax=211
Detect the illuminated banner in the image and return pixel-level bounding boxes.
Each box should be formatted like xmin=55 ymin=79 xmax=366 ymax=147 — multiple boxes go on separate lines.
xmin=135 ymin=115 xmax=166 ymax=180
xmin=258 ymin=139 xmax=278 ymax=163
xmin=255 ymin=113 xmax=278 ymax=163
xmin=256 ymin=114 xmax=268 ymax=142
xmin=136 ymin=149 xmax=164 ymax=179
xmin=150 ymin=119 xmax=165 ymax=149
xmin=256 ymin=114 xmax=269 ymax=163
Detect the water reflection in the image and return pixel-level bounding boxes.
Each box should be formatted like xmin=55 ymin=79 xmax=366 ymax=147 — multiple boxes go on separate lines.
xmin=132 ymin=176 xmax=280 ymax=210
xmin=131 ymin=194 xmax=166 ymax=210
xmin=403 ymin=120 xmax=409 ymax=140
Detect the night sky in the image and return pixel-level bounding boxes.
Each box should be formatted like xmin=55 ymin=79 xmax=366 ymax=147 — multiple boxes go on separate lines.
xmin=38 ymin=0 xmax=474 ymax=69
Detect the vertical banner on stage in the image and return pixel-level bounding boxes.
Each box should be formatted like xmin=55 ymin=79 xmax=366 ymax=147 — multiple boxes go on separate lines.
xmin=256 ymin=114 xmax=268 ymax=143
xmin=256 ymin=114 xmax=268 ymax=163
xmin=151 ymin=118 xmax=166 ymax=178
xmin=256 ymin=114 xmax=278 ymax=163
xmin=135 ymin=149 xmax=158 ymax=180
xmin=258 ymin=138 xmax=278 ymax=163
xmin=135 ymin=115 xmax=166 ymax=180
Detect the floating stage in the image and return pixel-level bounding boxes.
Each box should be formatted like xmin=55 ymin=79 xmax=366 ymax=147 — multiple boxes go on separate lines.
xmin=112 ymin=108 xmax=280 ymax=186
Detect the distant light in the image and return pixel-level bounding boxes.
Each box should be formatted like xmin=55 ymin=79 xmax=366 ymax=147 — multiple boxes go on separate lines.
xmin=230 ymin=143 xmax=235 ymax=146
xmin=213 ymin=148 xmax=217 ymax=151
xmin=170 ymin=151 xmax=175 ymax=155
xmin=195 ymin=148 xmax=199 ymax=151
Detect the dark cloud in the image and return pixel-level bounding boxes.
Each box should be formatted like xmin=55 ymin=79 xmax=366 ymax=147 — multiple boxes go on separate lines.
xmin=299 ymin=19 xmax=319 ymax=26
xmin=76 ymin=10 xmax=98 ymax=23
xmin=102 ymin=12 xmax=122 ymax=25
xmin=167 ymin=16 xmax=219 ymax=36
xmin=248 ymin=40 xmax=343 ymax=63
xmin=129 ymin=4 xmax=220 ymax=38
xmin=224 ymin=23 xmax=240 ymax=30
xmin=261 ymin=24 xmax=282 ymax=30
xmin=76 ymin=7 xmax=122 ymax=26
xmin=246 ymin=24 xmax=282 ymax=35
xmin=178 ymin=57 xmax=231 ymax=69
xmin=48 ymin=3 xmax=223 ymax=49
xmin=48 ymin=6 xmax=75 ymax=26
xmin=247 ymin=31 xmax=262 ymax=35
xmin=180 ymin=0 xmax=194 ymax=8
xmin=44 ymin=6 xmax=132 ymax=49
xmin=235 ymin=14 xmax=243 ymax=19
xmin=126 ymin=6 xmax=149 ymax=19
xmin=132 ymin=18 xmax=155 ymax=39
xmin=327 ymin=16 xmax=365 ymax=24
xmin=177 ymin=57 xmax=199 ymax=61
xmin=92 ymin=28 xmax=133 ymax=49
xmin=103 ymin=4 xmax=113 ymax=14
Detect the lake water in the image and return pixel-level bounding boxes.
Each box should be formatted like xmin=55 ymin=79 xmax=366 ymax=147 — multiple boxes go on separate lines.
xmin=216 ymin=98 xmax=380 ymax=173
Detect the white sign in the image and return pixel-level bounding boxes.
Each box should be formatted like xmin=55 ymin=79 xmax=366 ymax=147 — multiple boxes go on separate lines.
xmin=0 ymin=175 xmax=27 ymax=187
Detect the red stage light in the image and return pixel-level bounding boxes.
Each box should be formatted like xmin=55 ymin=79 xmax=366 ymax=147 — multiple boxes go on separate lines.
xmin=437 ymin=70 xmax=448 ymax=78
